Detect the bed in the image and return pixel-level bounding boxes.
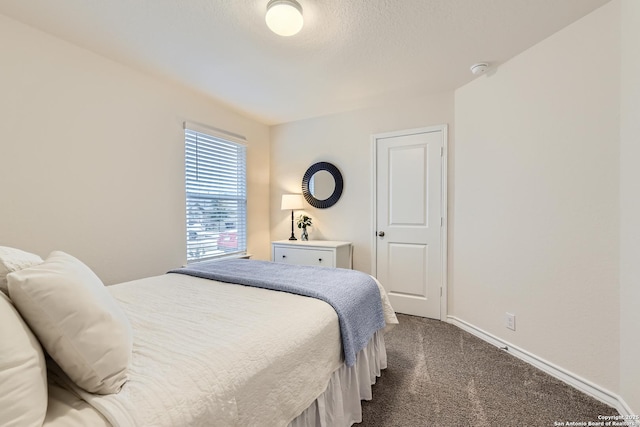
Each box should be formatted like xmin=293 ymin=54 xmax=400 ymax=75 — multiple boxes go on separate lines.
xmin=0 ymin=247 xmax=397 ymax=427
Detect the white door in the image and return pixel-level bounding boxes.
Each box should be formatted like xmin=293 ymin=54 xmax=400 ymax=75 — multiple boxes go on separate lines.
xmin=374 ymin=126 xmax=446 ymax=319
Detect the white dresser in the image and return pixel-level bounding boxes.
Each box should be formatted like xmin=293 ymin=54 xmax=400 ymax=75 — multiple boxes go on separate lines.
xmin=271 ymin=240 xmax=352 ymax=269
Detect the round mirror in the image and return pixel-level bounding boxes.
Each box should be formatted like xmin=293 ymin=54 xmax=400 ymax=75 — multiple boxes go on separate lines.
xmin=302 ymin=162 xmax=343 ymax=209
xmin=309 ymin=170 xmax=334 ymax=200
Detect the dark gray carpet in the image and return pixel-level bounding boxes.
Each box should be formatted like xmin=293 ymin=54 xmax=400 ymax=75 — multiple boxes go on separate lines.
xmin=361 ymin=314 xmax=617 ymax=426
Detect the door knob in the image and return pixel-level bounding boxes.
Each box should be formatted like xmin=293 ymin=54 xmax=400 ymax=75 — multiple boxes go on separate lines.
xmin=377 ymin=231 xmax=385 ymax=237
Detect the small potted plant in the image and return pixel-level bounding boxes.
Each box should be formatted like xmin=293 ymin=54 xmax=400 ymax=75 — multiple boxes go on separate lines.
xmin=296 ymin=215 xmax=312 ymax=241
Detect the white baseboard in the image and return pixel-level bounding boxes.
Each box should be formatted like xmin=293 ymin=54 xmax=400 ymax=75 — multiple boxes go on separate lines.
xmin=447 ymin=316 xmax=637 ymax=421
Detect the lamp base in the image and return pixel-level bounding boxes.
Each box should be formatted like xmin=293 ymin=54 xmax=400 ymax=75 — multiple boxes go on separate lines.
xmin=288 ymin=209 xmax=298 ymax=241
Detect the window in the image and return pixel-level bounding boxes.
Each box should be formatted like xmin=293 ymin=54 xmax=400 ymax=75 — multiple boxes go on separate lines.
xmin=184 ymin=123 xmax=247 ymax=262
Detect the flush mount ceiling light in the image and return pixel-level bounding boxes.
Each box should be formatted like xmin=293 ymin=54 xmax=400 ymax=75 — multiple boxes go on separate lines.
xmin=266 ymin=0 xmax=304 ymax=37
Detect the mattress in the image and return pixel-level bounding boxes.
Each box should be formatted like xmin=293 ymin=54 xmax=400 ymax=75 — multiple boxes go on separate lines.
xmin=48 ymin=272 xmax=396 ymax=427
xmin=44 ymin=332 xmax=387 ymax=427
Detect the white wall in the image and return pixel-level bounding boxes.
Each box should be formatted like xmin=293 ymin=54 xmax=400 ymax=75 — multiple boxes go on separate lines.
xmin=453 ymin=0 xmax=620 ymax=394
xmin=619 ymin=0 xmax=640 ymax=416
xmin=270 ymin=92 xmax=454 ymax=273
xmin=0 ymin=14 xmax=271 ymax=285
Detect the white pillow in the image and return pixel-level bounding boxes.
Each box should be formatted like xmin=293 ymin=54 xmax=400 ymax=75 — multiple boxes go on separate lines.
xmin=0 ymin=292 xmax=48 ymax=427
xmin=8 ymin=251 xmax=133 ymax=394
xmin=0 ymin=246 xmax=43 ymax=295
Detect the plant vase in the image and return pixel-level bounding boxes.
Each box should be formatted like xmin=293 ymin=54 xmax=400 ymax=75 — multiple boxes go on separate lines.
xmin=297 ymin=215 xmax=312 ymax=241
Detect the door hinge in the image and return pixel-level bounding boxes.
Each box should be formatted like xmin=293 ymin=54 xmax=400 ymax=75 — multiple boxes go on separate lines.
xmin=440 ymin=147 xmax=443 ymax=156
xmin=440 ymin=217 xmax=443 ymax=226
xmin=440 ymin=287 xmax=443 ymax=297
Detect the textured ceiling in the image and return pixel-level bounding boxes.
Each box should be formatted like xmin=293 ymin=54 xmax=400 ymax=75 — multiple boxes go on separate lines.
xmin=0 ymin=0 xmax=611 ymax=125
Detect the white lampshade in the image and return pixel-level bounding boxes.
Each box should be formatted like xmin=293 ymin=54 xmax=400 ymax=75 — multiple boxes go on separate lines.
xmin=266 ymin=0 xmax=304 ymax=37
xmin=281 ymin=194 xmax=304 ymax=210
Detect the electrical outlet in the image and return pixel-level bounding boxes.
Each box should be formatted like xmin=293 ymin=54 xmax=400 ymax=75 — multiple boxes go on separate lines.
xmin=505 ymin=312 xmax=516 ymax=331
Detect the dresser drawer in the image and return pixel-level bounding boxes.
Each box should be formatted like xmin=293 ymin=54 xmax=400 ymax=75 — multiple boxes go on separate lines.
xmin=271 ymin=240 xmax=352 ymax=269
xmin=273 ymin=247 xmax=335 ymax=268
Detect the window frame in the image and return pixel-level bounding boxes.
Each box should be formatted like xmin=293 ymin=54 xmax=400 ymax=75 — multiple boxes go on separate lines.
xmin=183 ymin=121 xmax=247 ymax=263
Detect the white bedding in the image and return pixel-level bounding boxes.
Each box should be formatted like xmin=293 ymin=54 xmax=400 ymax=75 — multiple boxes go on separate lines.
xmin=53 ymin=273 xmax=396 ymax=427
xmin=44 ymin=384 xmax=110 ymax=427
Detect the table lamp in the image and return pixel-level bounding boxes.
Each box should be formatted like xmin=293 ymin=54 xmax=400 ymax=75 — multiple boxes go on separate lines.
xmin=281 ymin=194 xmax=304 ymax=240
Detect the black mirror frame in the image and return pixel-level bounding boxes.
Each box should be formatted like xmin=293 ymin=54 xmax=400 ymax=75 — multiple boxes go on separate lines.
xmin=302 ymin=162 xmax=343 ymax=209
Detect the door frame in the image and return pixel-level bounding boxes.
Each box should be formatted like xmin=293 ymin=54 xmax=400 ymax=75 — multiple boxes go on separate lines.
xmin=371 ymin=125 xmax=448 ymax=320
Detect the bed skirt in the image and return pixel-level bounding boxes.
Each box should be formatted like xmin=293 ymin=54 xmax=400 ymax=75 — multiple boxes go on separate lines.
xmin=288 ymin=330 xmax=387 ymax=427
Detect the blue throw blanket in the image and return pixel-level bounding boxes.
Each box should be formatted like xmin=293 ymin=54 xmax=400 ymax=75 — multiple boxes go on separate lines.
xmin=169 ymin=259 xmax=386 ymax=367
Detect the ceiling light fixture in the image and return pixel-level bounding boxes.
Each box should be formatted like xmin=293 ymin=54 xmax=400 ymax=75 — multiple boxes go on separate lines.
xmin=266 ymin=0 xmax=304 ymax=37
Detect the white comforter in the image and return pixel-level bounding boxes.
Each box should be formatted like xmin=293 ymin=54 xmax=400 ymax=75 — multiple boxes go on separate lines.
xmin=58 ymin=273 xmax=396 ymax=427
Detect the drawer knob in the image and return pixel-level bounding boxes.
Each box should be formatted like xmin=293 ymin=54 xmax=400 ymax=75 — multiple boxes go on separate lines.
xmin=318 ymin=258 xmax=322 ymax=262
xmin=282 ymin=255 xmax=286 ymax=258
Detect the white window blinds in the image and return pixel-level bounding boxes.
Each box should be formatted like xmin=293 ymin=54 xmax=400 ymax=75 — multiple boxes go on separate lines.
xmin=184 ymin=125 xmax=247 ymax=262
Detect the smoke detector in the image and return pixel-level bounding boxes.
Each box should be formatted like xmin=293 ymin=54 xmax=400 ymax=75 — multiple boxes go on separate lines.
xmin=470 ymin=63 xmax=489 ymax=75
